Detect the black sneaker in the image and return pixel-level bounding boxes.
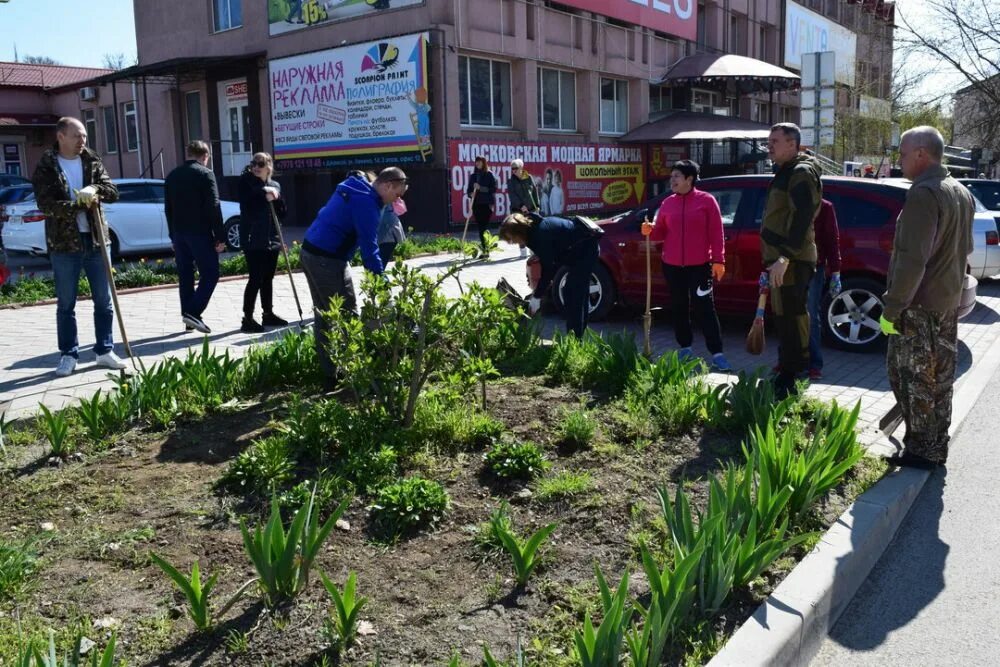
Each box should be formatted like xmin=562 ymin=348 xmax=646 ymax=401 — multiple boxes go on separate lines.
xmin=241 ymin=317 xmax=265 ymax=333
xmin=182 ymin=313 xmax=211 ymax=334
xmin=885 ymin=452 xmax=941 ymax=470
xmin=262 ymin=312 xmax=289 ymax=327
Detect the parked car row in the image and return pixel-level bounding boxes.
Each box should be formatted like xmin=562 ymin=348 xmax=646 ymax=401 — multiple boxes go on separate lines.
xmin=528 ymin=175 xmax=996 ymax=353
xmin=1 ymin=179 xmax=243 ymax=257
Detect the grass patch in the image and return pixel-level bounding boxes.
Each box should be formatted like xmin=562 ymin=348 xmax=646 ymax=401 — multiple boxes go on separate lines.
xmin=0 ymin=536 xmax=39 ymax=601
xmin=533 ymin=470 xmax=593 ymax=502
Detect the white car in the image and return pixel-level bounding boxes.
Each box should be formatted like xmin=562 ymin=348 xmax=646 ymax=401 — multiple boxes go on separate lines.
xmin=1 ymin=179 xmax=242 ymax=257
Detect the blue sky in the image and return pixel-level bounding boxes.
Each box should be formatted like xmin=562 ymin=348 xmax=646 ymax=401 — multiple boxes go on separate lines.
xmin=0 ymin=0 xmax=137 ymax=68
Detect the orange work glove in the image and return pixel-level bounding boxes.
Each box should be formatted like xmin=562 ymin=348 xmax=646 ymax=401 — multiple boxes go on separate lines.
xmin=640 ymin=221 xmax=653 ymax=236
xmin=711 ymin=263 xmax=725 ymax=281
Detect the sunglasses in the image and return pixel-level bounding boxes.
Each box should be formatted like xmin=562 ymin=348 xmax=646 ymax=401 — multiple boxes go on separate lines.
xmin=252 ymin=160 xmax=269 ymax=168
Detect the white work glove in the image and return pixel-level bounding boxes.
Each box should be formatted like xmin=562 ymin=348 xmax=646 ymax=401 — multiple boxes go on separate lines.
xmin=263 ymin=186 xmax=279 ymax=201
xmin=528 ymin=296 xmax=541 ymax=316
xmin=75 ymin=185 xmax=99 ymax=207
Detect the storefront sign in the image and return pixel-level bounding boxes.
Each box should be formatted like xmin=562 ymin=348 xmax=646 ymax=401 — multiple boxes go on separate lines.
xmin=3 ymin=144 xmax=20 ymax=160
xmin=267 ymin=0 xmax=425 ymax=36
xmin=558 ymin=0 xmax=696 ymax=40
xmin=269 ymin=32 xmax=432 ymax=169
xmin=448 ymin=140 xmax=646 ymax=223
xmin=648 ymin=143 xmax=690 ymax=179
xmin=784 ymin=1 xmax=857 ymax=86
xmin=225 ymin=81 xmax=248 ymax=103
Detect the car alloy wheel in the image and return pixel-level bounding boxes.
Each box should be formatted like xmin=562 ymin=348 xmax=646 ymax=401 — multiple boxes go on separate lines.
xmin=827 ymin=283 xmax=884 ymax=349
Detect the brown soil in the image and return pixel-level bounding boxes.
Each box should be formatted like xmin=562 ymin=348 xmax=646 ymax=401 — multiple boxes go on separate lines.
xmin=0 ymin=378 xmax=874 ymax=666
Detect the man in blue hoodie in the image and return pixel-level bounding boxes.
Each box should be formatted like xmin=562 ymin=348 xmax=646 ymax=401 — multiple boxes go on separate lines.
xmin=300 ymin=166 xmax=409 ymax=385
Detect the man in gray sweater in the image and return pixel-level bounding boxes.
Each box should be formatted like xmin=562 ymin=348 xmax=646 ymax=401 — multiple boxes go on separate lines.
xmin=880 ymin=126 xmax=974 ymax=468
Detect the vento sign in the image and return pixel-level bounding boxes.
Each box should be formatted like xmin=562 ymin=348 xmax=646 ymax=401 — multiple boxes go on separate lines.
xmin=559 ymin=0 xmax=697 ymax=41
xmin=784 ymin=1 xmax=857 ymax=86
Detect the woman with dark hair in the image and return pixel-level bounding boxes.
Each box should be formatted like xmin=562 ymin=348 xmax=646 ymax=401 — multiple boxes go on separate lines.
xmin=238 ymin=151 xmax=288 ymax=333
xmin=641 ymin=159 xmax=730 ymax=371
xmin=466 ymin=156 xmax=498 ymax=255
xmin=498 ymin=212 xmax=599 ymax=337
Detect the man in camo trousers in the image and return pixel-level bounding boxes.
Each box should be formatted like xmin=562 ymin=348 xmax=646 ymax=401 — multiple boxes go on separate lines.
xmin=880 ymin=126 xmax=974 ymax=468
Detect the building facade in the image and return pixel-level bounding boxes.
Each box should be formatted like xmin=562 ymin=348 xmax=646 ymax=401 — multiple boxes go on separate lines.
xmin=2 ymin=1 xmax=895 ymax=230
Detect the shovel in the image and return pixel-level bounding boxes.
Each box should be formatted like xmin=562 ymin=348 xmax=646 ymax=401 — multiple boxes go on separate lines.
xmin=643 ymin=217 xmax=653 ymax=358
xmin=879 ymin=403 xmax=904 ymax=437
xmin=268 ymin=200 xmax=305 ymax=327
xmin=92 ymin=202 xmax=137 ymax=372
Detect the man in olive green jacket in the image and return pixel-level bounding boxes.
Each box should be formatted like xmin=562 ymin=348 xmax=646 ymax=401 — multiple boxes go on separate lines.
xmin=32 ymin=117 xmax=123 ymax=377
xmin=761 ymin=123 xmax=821 ymax=397
xmin=881 ymin=126 xmax=974 ymax=468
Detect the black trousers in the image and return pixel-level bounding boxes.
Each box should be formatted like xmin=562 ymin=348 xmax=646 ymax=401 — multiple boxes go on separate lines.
xmin=562 ymin=238 xmax=600 ymax=337
xmin=661 ymin=263 xmax=724 ymax=354
xmin=243 ymin=248 xmax=279 ymax=316
xmin=771 ymin=261 xmax=815 ymax=392
xmin=472 ymin=203 xmax=492 ymax=249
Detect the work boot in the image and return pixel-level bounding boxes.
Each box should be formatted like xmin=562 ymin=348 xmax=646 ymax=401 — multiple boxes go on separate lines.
xmin=241 ymin=316 xmax=265 ymax=333
xmin=262 ymin=312 xmax=289 ymax=327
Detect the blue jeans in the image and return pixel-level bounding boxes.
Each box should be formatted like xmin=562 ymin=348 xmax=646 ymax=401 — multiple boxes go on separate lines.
xmin=174 ymin=232 xmax=220 ymax=318
xmin=51 ymin=233 xmax=114 ymax=359
xmin=807 ymin=265 xmax=826 ymax=370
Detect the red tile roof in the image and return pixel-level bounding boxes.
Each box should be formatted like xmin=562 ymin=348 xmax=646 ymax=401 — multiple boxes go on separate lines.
xmin=0 ymin=61 xmax=112 ymax=89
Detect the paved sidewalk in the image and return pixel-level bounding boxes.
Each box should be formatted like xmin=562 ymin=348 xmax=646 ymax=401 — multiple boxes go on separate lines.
xmin=810 ymin=347 xmax=1000 ymax=666
xmin=3 ymin=244 xmax=1000 ymax=448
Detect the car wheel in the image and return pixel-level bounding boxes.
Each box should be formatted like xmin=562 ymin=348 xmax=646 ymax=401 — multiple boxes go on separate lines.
xmin=224 ymin=217 xmax=241 ymax=251
xmin=825 ymin=277 xmax=885 ymax=352
xmin=552 ymin=262 xmax=616 ymax=322
xmin=109 ymin=231 xmax=121 ymax=261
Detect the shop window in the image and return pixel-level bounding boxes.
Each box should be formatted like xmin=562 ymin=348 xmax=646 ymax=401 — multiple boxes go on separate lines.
xmin=123 ymin=101 xmax=139 ymax=152
xmin=538 ymin=67 xmax=576 ymax=131
xmin=459 ymin=56 xmax=512 ymax=128
xmin=213 ymin=0 xmax=242 ymax=32
xmin=101 ymin=106 xmax=118 ymax=154
xmin=600 ymin=78 xmax=628 ymax=134
xmin=185 ymin=91 xmax=203 ymax=142
xmin=81 ymin=109 xmax=97 ymax=149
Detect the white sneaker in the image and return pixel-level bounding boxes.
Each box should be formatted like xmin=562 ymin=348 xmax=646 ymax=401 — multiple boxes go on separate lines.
xmin=55 ymin=355 xmax=77 ymax=377
xmin=95 ymin=351 xmax=127 ymax=370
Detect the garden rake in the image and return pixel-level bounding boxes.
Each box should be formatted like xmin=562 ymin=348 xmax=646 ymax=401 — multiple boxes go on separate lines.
xmin=460 ymin=183 xmax=479 ymax=247
xmin=268 ymin=200 xmax=306 ymax=328
xmin=93 ymin=201 xmax=138 ymax=374
xmin=745 ymin=271 xmax=769 ymax=355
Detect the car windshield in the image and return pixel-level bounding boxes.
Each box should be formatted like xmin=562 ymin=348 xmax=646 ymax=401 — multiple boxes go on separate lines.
xmin=967 ymin=182 xmax=1000 ymax=211
xmin=0 ymin=187 xmax=30 ymax=205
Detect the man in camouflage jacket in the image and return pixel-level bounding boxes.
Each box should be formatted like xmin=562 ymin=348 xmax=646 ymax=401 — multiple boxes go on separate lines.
xmin=761 ymin=123 xmax=821 ymax=398
xmin=881 ymin=126 xmax=974 ymax=468
xmin=32 ymin=116 xmax=124 ymax=377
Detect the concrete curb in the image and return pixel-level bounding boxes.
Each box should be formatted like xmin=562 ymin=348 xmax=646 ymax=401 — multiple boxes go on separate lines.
xmin=709 ymin=333 xmax=1000 ymax=667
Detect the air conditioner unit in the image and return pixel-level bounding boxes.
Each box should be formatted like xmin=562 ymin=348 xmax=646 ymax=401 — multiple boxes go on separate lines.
xmin=79 ymin=87 xmax=97 ymax=102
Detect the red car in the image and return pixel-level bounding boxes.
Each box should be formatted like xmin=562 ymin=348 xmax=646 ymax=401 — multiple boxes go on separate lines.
xmin=528 ymin=175 xmax=978 ymax=353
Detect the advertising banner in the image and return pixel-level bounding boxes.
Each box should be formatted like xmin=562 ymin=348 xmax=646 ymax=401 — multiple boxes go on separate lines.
xmin=267 ymin=0 xmax=424 ymax=36
xmin=448 ymin=140 xmax=646 ymax=223
xmin=269 ymin=32 xmax=432 ymax=169
xmin=784 ymin=1 xmax=857 ymax=86
xmin=556 ymin=0 xmax=697 ymax=41
xmin=648 ymin=143 xmax=690 ymax=179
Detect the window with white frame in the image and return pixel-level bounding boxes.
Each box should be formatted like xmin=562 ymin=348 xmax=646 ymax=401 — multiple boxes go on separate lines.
xmin=81 ymin=109 xmax=97 ymax=149
xmin=600 ymin=78 xmax=628 ymax=134
xmin=213 ymin=0 xmax=242 ymax=32
xmin=691 ymin=89 xmax=719 ymax=113
xmin=459 ymin=56 xmax=512 ymax=127
xmin=102 ymin=106 xmax=118 ymax=154
xmin=123 ymin=101 xmax=139 ymax=152
xmin=185 ymin=91 xmax=204 ymax=142
xmin=752 ymin=101 xmax=769 ymax=123
xmin=538 ymin=68 xmax=576 ymax=131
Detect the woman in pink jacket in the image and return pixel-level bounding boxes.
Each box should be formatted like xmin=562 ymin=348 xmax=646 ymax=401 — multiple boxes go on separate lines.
xmin=641 ymin=160 xmax=731 ymax=371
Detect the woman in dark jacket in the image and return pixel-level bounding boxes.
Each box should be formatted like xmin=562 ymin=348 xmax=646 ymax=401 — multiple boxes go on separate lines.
xmin=498 ymin=212 xmax=599 ymax=337
xmin=508 ymin=159 xmax=539 ymax=259
xmin=238 ymin=152 xmax=288 ymax=332
xmin=466 ymin=156 xmax=497 ymax=255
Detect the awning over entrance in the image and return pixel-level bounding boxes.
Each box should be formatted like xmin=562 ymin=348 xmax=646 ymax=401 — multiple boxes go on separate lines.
xmin=0 ymin=113 xmax=59 ymax=128
xmin=84 ymin=54 xmax=265 ymax=86
xmin=656 ymin=53 xmax=800 ymax=94
xmin=619 ymin=111 xmax=773 ymax=142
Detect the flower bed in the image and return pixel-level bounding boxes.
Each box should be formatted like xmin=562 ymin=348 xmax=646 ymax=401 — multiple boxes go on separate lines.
xmin=0 ymin=258 xmax=886 ymax=665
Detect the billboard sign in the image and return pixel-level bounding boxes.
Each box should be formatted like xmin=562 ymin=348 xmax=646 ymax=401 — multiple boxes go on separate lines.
xmin=269 ymin=32 xmax=432 ymax=169
xmin=448 ymin=140 xmax=647 ymax=224
xmin=556 ymin=0 xmax=697 ymax=41
xmin=267 ymin=0 xmax=425 ymax=36
xmin=785 ymin=2 xmax=856 ymax=86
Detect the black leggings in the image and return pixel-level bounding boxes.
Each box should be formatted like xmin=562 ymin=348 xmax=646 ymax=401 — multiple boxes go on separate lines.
xmin=472 ymin=203 xmax=492 ymax=249
xmin=243 ymin=249 xmax=279 ymax=316
xmin=662 ymin=263 xmax=723 ymax=354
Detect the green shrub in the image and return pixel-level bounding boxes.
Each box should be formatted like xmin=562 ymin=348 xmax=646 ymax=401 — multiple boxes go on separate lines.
xmin=278 ymin=472 xmax=353 ymax=519
xmin=336 ymin=444 xmax=400 ymax=495
xmin=370 ymin=477 xmax=450 ymax=538
xmin=706 ymin=370 xmax=795 ymax=436
xmin=558 ymin=408 xmax=597 ymax=449
xmin=0 ymin=537 xmax=38 ymax=601
xmin=408 ymin=391 xmax=504 ymax=454
xmin=236 ymin=330 xmax=321 ymax=395
xmin=484 ymin=441 xmax=550 ymax=480
xmin=218 ymin=435 xmax=295 ymax=497
xmin=546 ymin=330 xmax=640 ymax=396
